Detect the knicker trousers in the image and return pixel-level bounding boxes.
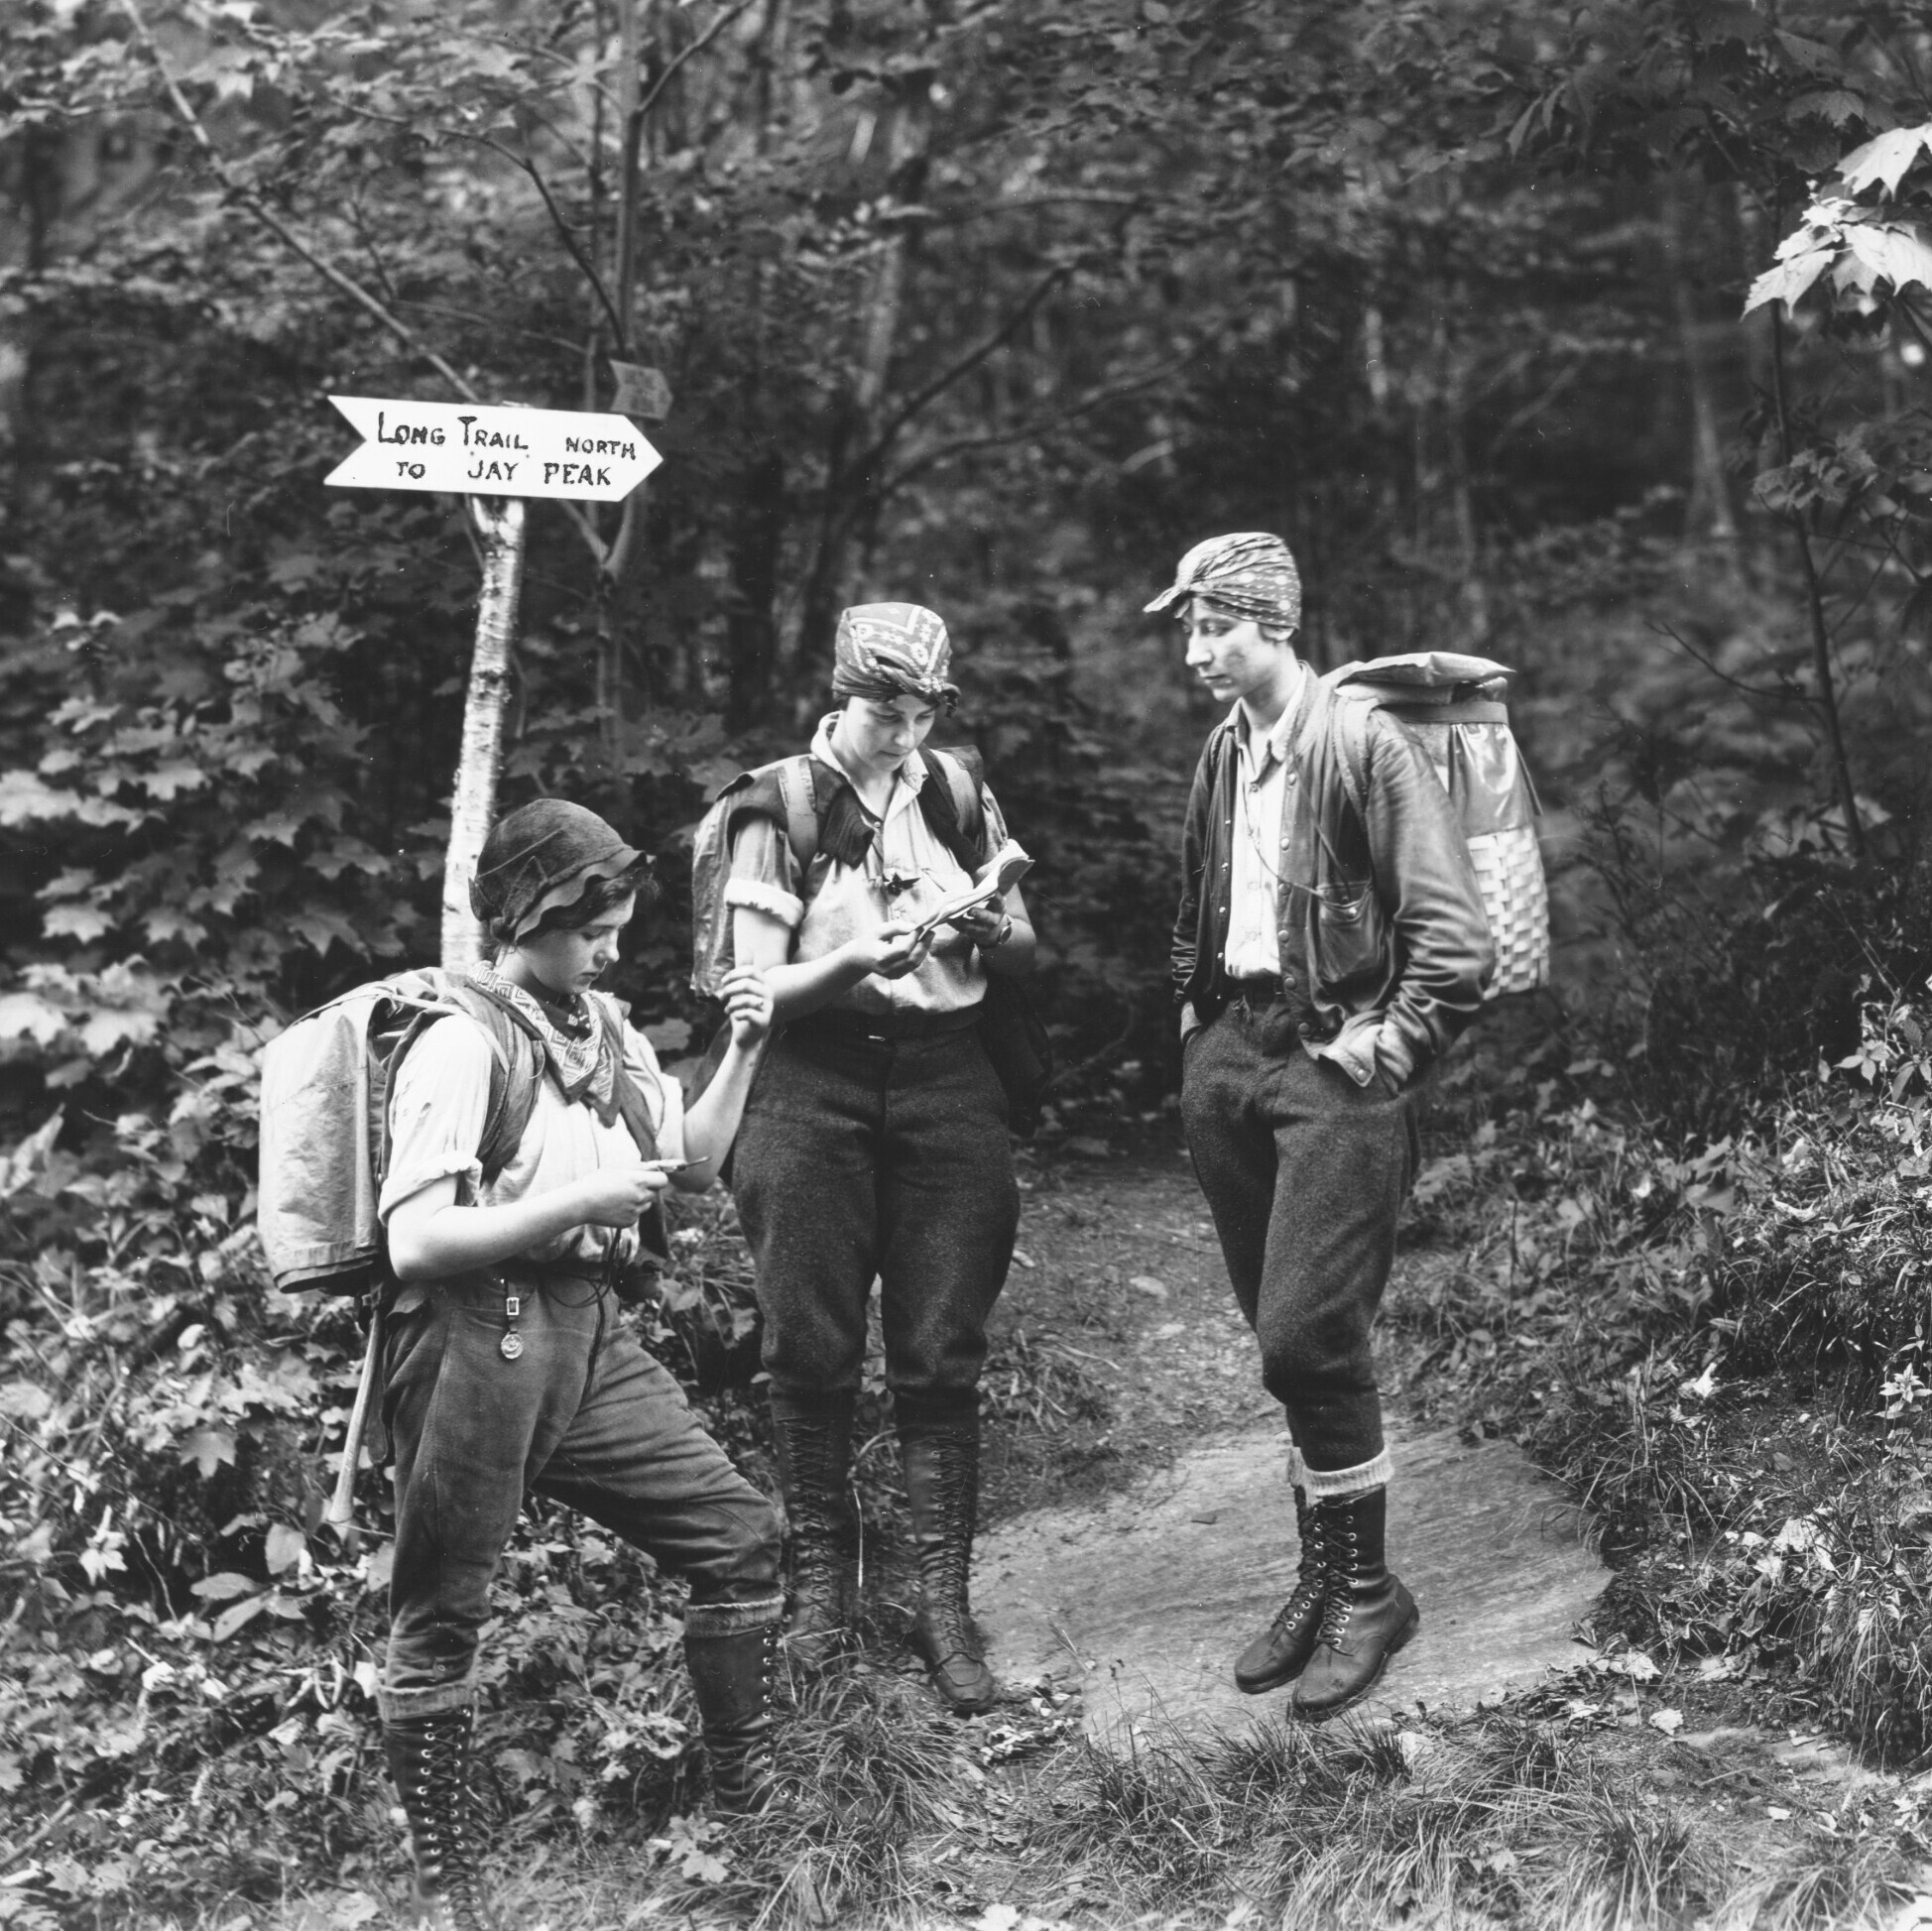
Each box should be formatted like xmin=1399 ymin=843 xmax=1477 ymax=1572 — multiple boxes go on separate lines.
xmin=379 ymin=1271 xmax=782 ymax=1721
xmin=1179 ymin=996 xmax=1420 ymax=1474
xmin=732 ymin=1017 xmax=1020 ymax=1406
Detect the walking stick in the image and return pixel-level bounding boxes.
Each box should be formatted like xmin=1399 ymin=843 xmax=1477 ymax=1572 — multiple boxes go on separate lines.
xmin=326 ymin=1300 xmax=387 ymax=1530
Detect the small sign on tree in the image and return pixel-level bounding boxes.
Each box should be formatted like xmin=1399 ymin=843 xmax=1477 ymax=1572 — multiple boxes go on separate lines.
xmin=325 ymin=396 xmax=665 ymax=966
xmin=325 ymin=398 xmax=663 ymax=500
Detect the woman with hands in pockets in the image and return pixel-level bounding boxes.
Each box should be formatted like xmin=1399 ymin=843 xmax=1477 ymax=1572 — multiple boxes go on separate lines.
xmin=374 ymin=800 xmax=783 ymax=1931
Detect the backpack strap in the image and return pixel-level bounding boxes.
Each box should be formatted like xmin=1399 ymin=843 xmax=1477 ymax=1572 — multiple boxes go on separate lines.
xmin=773 ymin=756 xmax=821 ymax=872
xmin=1323 ymin=681 xmax=1375 ymax=823
xmin=439 ymin=983 xmax=543 ymax=1184
xmin=916 ymin=745 xmax=990 ymax=869
xmin=772 ymin=754 xmax=877 ymax=874
xmin=755 ymin=743 xmax=989 ymax=882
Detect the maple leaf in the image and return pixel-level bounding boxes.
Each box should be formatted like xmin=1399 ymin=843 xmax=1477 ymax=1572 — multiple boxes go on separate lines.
xmin=1837 ymin=124 xmax=1932 ymax=197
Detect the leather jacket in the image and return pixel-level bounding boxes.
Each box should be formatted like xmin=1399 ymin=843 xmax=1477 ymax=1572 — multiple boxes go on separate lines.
xmin=1171 ymin=674 xmax=1494 ymax=1087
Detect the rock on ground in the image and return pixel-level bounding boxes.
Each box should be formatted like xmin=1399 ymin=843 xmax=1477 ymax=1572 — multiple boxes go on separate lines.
xmin=978 ymin=1416 xmax=1607 ymax=1748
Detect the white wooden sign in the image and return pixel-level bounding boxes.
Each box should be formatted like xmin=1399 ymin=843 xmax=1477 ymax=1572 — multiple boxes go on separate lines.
xmin=324 ymin=397 xmax=663 ymax=500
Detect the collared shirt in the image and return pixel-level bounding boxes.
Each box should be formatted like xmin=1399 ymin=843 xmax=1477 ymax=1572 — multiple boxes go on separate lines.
xmin=378 ymin=995 xmax=685 ymax=1268
xmin=1222 ymin=668 xmax=1308 ymax=980
xmin=725 ymin=715 xmax=1009 ymax=1015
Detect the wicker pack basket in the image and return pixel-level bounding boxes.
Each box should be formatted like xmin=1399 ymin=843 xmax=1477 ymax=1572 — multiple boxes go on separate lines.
xmin=1330 ymin=653 xmax=1550 ymax=1000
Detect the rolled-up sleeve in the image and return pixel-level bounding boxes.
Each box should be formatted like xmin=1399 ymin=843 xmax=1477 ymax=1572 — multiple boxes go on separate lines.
xmin=379 ymin=1018 xmax=493 ymax=1219
xmin=724 ymin=814 xmax=804 ymax=928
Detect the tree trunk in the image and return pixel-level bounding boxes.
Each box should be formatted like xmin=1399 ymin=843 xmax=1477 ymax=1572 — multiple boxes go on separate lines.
xmin=726 ymin=442 xmax=786 ymax=730
xmin=442 ymin=496 xmax=527 ymax=968
xmin=1663 ymin=173 xmax=1740 ymax=547
xmin=790 ymin=85 xmax=930 ymax=673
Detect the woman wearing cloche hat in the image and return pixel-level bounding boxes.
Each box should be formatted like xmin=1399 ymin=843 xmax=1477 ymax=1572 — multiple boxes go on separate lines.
xmin=375 ymin=799 xmax=784 ymax=1928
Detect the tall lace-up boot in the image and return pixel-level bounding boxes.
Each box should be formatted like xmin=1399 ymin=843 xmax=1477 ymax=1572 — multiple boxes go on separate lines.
xmin=770 ymin=1388 xmax=860 ymax=1669
xmin=382 ymin=1705 xmax=502 ymax=1931
xmin=684 ymin=1620 xmax=782 ymax=1816
xmin=1233 ymin=1485 xmax=1332 ymax=1694
xmin=1290 ymin=1488 xmax=1419 ymax=1722
xmin=900 ymin=1412 xmax=997 ymax=1715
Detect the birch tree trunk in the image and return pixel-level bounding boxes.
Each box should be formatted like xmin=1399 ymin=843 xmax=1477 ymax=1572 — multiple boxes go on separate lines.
xmin=441 ymin=495 xmax=527 ymax=968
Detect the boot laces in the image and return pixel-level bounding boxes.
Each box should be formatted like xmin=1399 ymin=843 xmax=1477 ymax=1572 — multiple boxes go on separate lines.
xmin=791 ymin=1527 xmax=850 ymax=1594
xmin=1272 ymin=1511 xmax=1328 ymax=1633
xmin=1314 ymin=1518 xmax=1362 ymax=1648
xmin=918 ymin=1442 xmax=978 ymax=1606
xmin=399 ymin=1714 xmax=486 ymax=1906
xmin=435 ymin=1868 xmax=497 ymax=1931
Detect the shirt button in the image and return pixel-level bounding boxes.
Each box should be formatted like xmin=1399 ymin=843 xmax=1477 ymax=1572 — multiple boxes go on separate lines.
xmin=1288 ymin=773 xmax=1298 ymax=785
xmin=1296 ymin=1020 xmax=1315 ymax=1037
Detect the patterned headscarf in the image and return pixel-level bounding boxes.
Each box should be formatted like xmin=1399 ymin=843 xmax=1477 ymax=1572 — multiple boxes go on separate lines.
xmin=1144 ymin=533 xmax=1302 ymax=632
xmin=469 ymin=800 xmax=644 ymax=946
xmin=832 ymin=602 xmax=961 ymax=709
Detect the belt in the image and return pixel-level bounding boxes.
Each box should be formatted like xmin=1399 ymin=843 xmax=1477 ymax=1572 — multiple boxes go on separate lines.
xmin=1226 ymin=978 xmax=1283 ymax=1006
xmin=788 ymin=1003 xmax=982 ymax=1043
xmin=1224 ymin=979 xmax=1336 ymax=1042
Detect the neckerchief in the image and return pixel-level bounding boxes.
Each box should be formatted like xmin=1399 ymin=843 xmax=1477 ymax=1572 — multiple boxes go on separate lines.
xmin=466 ymin=966 xmax=623 ymax=1125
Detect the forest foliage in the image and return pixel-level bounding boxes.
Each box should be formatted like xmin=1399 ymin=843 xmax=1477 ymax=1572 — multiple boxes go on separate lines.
xmin=3 ymin=0 xmax=1932 ymax=1920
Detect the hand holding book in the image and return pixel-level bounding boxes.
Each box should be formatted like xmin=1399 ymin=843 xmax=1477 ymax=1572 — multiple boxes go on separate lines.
xmin=908 ymin=839 xmax=1033 ymax=942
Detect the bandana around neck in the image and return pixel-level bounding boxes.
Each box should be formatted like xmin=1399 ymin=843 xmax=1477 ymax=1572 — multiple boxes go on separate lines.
xmin=466 ymin=965 xmax=623 ymax=1126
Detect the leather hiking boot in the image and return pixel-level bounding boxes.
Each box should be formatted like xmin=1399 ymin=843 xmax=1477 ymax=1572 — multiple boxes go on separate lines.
xmin=901 ymin=1420 xmax=998 ymax=1716
xmin=685 ymin=1622 xmax=781 ymax=1817
xmin=1291 ymin=1488 xmax=1420 ymax=1723
xmin=1234 ymin=1486 xmax=1330 ymax=1695
xmin=771 ymin=1390 xmax=859 ymax=1670
xmin=383 ymin=1707 xmax=503 ymax=1931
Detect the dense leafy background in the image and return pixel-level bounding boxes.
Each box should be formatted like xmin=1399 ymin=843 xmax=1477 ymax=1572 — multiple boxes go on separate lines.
xmin=4 ymin=0 xmax=1932 ymax=1921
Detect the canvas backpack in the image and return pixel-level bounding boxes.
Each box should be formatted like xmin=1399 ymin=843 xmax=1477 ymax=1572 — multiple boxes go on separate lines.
xmin=257 ymin=969 xmax=665 ymax=1296
xmin=1325 ymin=652 xmax=1550 ymax=1000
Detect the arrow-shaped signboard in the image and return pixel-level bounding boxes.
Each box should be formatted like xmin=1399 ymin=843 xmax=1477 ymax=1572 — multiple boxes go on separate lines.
xmin=325 ymin=397 xmax=663 ymax=501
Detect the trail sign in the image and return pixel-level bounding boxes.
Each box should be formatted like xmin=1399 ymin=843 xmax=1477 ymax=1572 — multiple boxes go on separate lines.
xmin=324 ymin=396 xmax=662 ymax=501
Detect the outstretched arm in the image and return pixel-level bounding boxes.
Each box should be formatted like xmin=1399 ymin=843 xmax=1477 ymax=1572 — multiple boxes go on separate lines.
xmin=675 ymin=964 xmax=773 ymax=1187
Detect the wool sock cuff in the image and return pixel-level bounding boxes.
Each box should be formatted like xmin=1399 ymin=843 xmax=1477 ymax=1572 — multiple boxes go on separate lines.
xmin=684 ymin=1594 xmax=785 ymax=1640
xmin=1301 ymin=1449 xmax=1392 ymax=1501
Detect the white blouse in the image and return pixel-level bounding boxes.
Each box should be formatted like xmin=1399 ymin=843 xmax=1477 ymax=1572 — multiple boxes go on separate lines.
xmin=379 ymin=1005 xmax=685 ymax=1269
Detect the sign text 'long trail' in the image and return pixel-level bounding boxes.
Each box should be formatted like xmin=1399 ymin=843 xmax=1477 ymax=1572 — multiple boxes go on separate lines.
xmin=324 ymin=397 xmax=663 ymax=501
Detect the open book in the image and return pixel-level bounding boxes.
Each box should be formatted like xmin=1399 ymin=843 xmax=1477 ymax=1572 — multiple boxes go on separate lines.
xmin=908 ymin=838 xmax=1033 ymax=941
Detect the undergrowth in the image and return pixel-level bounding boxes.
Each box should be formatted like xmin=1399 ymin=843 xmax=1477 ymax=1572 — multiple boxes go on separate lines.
xmin=1390 ymin=972 xmax=1932 ymax=1776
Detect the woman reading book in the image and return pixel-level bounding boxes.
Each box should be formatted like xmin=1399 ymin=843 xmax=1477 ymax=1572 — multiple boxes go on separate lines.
xmin=721 ymin=602 xmax=1037 ymax=1713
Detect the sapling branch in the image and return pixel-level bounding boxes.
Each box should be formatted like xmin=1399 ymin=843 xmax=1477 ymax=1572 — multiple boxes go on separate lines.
xmin=1767 ymin=303 xmax=1866 ymax=862
xmin=120 ymin=0 xmax=480 ymax=405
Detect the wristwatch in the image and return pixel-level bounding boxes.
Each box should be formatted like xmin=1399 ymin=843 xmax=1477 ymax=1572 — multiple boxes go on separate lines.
xmin=985 ymin=914 xmax=1015 ymax=950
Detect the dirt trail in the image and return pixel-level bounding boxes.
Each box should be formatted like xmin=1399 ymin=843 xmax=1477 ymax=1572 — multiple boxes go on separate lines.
xmin=979 ymin=1131 xmax=1608 ymax=1743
